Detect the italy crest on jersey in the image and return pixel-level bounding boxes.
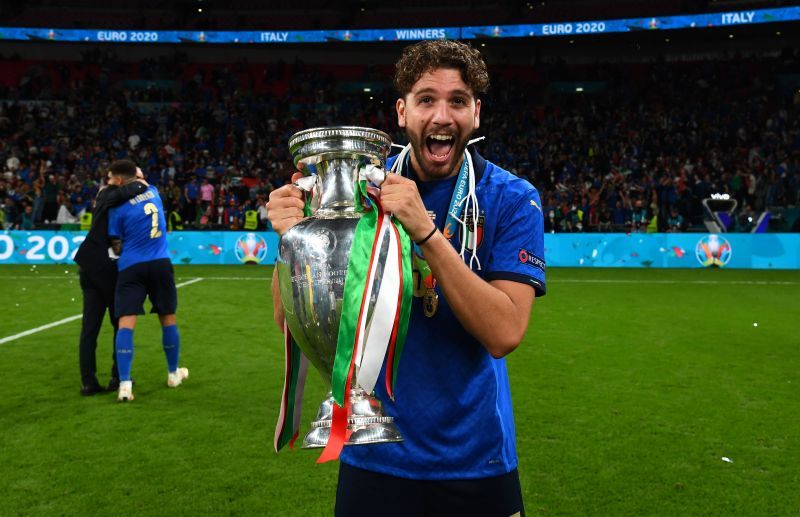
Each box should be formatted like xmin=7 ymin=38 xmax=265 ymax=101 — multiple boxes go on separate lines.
xmin=460 ymin=209 xmax=484 ymax=251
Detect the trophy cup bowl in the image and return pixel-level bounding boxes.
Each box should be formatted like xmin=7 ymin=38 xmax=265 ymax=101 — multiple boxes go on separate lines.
xmin=277 ymin=126 xmax=403 ymax=448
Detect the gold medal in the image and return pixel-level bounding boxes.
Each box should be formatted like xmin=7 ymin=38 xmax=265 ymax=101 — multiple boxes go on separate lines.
xmin=423 ymin=287 xmax=439 ymax=318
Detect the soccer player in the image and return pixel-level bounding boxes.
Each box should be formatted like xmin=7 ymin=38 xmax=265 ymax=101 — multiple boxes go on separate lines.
xmin=74 ymin=167 xmax=147 ymax=395
xmin=268 ymin=40 xmax=545 ymax=515
xmin=107 ymin=159 xmax=187 ymax=402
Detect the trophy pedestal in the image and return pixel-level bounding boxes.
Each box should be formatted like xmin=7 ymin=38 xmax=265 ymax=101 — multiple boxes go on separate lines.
xmin=302 ymin=388 xmax=403 ymax=448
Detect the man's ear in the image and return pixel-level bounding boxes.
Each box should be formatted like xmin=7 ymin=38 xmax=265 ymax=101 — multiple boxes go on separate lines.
xmin=474 ymin=98 xmax=481 ymax=130
xmin=396 ymin=98 xmax=406 ymax=128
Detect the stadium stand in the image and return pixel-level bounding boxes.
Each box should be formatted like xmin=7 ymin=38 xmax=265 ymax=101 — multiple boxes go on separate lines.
xmin=1 ymin=2 xmax=798 ymax=233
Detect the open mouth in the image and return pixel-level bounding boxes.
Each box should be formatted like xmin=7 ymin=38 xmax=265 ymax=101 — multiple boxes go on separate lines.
xmin=425 ymin=134 xmax=455 ymax=162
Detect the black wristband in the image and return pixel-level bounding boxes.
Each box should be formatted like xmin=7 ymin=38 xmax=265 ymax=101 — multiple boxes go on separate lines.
xmin=415 ymin=226 xmax=437 ymax=246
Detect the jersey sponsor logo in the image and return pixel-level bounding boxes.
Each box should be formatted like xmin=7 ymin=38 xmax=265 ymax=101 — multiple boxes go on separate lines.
xmin=518 ymin=248 xmax=545 ymax=271
xmin=695 ymin=234 xmax=732 ymax=267
xmin=459 ymin=210 xmax=484 ymax=251
xmin=235 ymin=232 xmax=268 ymax=264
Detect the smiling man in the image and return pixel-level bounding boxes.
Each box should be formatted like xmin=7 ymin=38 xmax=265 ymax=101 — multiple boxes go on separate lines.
xmin=268 ymin=40 xmax=546 ymax=516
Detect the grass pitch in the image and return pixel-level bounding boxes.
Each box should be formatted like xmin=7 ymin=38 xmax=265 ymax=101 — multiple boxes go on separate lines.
xmin=0 ymin=265 xmax=798 ymax=515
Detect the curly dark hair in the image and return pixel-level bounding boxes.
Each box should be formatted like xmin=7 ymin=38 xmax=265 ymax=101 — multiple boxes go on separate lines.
xmin=393 ymin=40 xmax=489 ymax=97
xmin=109 ymin=158 xmax=137 ymax=179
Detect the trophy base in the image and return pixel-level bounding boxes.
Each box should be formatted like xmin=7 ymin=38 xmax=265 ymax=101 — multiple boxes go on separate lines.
xmin=302 ymin=388 xmax=403 ymax=448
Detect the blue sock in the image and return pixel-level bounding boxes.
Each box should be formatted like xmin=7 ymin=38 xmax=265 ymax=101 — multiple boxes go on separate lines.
xmin=162 ymin=325 xmax=180 ymax=372
xmin=115 ymin=328 xmax=134 ymax=382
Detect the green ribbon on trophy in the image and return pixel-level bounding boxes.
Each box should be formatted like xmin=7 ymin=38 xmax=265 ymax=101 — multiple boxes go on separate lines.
xmin=274 ymin=169 xmax=413 ymax=463
xmin=273 ymin=198 xmax=315 ymax=453
xmin=318 ymin=178 xmax=413 ymax=462
xmin=274 ymin=322 xmax=309 ymax=451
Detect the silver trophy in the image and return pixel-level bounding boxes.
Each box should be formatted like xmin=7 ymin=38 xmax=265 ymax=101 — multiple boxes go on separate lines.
xmin=277 ymin=126 xmax=402 ymax=448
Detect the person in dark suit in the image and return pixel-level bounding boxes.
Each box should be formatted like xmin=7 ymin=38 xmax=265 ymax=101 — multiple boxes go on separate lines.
xmin=74 ymin=170 xmax=148 ymax=396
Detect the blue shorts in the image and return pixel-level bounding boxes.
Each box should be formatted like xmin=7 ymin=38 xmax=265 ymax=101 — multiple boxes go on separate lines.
xmin=114 ymin=258 xmax=177 ymax=317
xmin=335 ymin=463 xmax=524 ymax=517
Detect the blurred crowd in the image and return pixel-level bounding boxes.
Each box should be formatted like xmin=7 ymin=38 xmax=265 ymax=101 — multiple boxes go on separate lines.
xmin=1 ymin=48 xmax=799 ymax=232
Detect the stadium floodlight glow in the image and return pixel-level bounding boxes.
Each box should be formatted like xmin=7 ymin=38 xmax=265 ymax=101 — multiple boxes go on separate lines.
xmin=197 ymin=8 xmax=202 ymax=12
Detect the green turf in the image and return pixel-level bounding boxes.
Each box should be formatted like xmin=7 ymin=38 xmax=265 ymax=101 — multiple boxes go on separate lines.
xmin=1 ymin=265 xmax=798 ymax=515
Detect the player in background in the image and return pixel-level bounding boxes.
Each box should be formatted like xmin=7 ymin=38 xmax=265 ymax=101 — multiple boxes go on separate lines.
xmin=107 ymin=159 xmax=187 ymax=402
xmin=74 ymin=166 xmax=147 ymax=395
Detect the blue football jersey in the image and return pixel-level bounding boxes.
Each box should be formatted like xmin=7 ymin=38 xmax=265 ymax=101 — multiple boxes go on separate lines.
xmin=340 ymin=148 xmax=546 ymax=480
xmin=108 ymin=185 xmax=170 ymax=271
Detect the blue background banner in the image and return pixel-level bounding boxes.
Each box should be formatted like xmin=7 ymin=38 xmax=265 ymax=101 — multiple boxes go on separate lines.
xmin=544 ymin=233 xmax=800 ymax=269
xmin=1 ymin=231 xmax=798 ymax=269
xmin=0 ymin=6 xmax=796 ymax=45
xmin=0 ymin=231 xmax=278 ymax=266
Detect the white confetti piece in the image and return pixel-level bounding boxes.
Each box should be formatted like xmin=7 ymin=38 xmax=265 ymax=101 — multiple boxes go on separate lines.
xmin=753 ymin=323 xmax=758 ymax=327
xmin=721 ymin=457 xmax=733 ymax=463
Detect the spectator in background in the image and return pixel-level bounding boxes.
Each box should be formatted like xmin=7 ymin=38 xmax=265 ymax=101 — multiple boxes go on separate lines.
xmin=41 ymin=169 xmax=60 ymax=223
xmin=257 ymin=194 xmax=270 ymax=230
xmin=631 ymin=199 xmax=649 ymax=232
xmin=199 ymin=178 xmax=214 ymax=217
xmin=224 ymin=198 xmax=242 ymax=230
xmin=612 ymin=200 xmax=628 ymax=227
xmin=666 ymin=205 xmax=684 ymax=232
xmin=163 ymin=179 xmax=182 ymax=213
xmin=15 ymin=204 xmax=35 ymax=230
xmin=183 ymin=176 xmax=199 ymax=225
xmin=56 ymin=193 xmax=79 ymax=224
xmin=2 ymin=196 xmax=17 ymax=229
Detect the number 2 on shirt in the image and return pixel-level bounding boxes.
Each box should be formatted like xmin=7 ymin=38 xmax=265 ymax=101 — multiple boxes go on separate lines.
xmin=144 ymin=202 xmax=162 ymax=239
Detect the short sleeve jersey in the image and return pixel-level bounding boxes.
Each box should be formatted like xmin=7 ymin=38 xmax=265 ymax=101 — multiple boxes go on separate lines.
xmin=340 ymin=148 xmax=546 ymax=480
xmin=108 ymin=185 xmax=170 ymax=271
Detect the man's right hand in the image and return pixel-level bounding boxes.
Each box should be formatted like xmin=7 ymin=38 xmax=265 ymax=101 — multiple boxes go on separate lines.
xmin=266 ymin=171 xmax=306 ymax=235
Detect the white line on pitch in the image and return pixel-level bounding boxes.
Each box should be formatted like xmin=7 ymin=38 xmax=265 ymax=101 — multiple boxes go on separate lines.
xmin=0 ymin=277 xmax=205 ymax=345
xmin=0 ymin=314 xmax=85 ymax=345
xmin=176 ymin=277 xmax=205 ymax=288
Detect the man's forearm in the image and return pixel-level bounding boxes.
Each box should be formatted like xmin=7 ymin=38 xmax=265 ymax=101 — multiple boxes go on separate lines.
xmin=418 ymin=231 xmax=533 ymax=358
